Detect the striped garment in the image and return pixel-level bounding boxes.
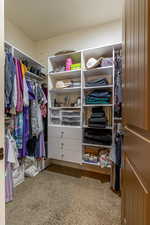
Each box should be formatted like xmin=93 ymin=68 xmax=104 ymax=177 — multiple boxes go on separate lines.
xmin=5 ymin=136 xmax=13 ymax=203
xmin=5 ymin=135 xmax=19 ymax=203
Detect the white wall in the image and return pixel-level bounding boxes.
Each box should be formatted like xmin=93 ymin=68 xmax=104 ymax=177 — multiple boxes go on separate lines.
xmin=5 ymin=18 xmax=37 ymax=59
xmin=36 ymin=20 xmax=122 ymax=66
xmin=4 ymin=19 xmax=122 ymax=67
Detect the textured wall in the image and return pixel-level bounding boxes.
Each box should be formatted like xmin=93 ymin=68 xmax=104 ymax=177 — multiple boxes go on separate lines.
xmin=36 ymin=20 xmax=122 ymax=66
xmin=5 ymin=18 xmax=37 ymax=59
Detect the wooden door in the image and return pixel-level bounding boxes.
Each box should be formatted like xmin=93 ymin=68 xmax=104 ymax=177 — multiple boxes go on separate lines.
xmin=0 ymin=0 xmax=5 ymax=224
xmin=122 ymin=0 xmax=150 ymax=224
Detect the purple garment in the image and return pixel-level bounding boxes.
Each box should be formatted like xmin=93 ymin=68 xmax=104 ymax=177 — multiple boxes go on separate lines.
xmin=26 ymin=81 xmax=35 ymax=100
xmin=5 ymin=137 xmax=13 ymax=203
xmin=22 ymin=107 xmax=30 ymax=158
xmin=15 ymin=59 xmax=23 ymax=112
xmin=35 ymin=132 xmax=45 ymax=158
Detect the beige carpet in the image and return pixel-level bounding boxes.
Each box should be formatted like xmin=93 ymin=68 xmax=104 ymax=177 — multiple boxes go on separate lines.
xmin=6 ymin=170 xmax=121 ymax=225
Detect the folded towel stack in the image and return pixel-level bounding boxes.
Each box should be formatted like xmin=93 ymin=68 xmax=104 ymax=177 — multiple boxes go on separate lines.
xmin=85 ymin=90 xmax=111 ymax=104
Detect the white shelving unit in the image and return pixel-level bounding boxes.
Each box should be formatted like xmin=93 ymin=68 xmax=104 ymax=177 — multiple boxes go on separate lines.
xmin=48 ymin=43 xmax=122 ymax=174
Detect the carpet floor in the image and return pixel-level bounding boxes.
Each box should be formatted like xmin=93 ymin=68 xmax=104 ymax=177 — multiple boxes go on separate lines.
xmin=6 ymin=168 xmax=121 ymax=225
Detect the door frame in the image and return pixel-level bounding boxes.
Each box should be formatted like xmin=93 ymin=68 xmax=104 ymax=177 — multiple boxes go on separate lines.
xmin=0 ymin=0 xmax=5 ymax=224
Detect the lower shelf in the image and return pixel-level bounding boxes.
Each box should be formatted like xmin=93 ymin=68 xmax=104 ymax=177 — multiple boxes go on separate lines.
xmin=82 ymin=161 xmax=111 ymax=175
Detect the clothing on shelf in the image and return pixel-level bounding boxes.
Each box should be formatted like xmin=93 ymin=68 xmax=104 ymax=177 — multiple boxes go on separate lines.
xmin=101 ymin=57 xmax=113 ymax=67
xmin=85 ymin=90 xmax=111 ymax=104
xmin=84 ymin=128 xmax=112 ymax=146
xmin=85 ymin=78 xmax=108 ymax=87
xmin=88 ymin=107 xmax=107 ymax=128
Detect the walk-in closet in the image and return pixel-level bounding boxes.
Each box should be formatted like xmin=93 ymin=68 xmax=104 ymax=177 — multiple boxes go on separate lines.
xmin=3 ymin=1 xmax=124 ymax=225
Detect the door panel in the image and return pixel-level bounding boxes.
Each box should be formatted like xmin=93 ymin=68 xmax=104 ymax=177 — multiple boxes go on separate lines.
xmin=122 ymin=0 xmax=150 ymax=224
xmin=0 ymin=0 xmax=5 ymax=224
xmin=124 ymin=155 xmax=146 ymax=225
xmin=123 ymin=0 xmax=150 ymax=131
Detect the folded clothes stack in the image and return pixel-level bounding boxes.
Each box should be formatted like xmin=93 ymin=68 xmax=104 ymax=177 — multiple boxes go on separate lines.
xmin=85 ymin=90 xmax=111 ymax=104
xmin=62 ymin=117 xmax=80 ymax=126
xmin=85 ymin=78 xmax=108 ymax=87
xmin=101 ymin=57 xmax=113 ymax=67
xmin=88 ymin=107 xmax=107 ymax=128
xmin=84 ymin=128 xmax=112 ymax=146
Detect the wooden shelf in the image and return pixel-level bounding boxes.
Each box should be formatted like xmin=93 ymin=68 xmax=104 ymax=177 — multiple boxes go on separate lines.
xmin=82 ymin=161 xmax=111 ymax=175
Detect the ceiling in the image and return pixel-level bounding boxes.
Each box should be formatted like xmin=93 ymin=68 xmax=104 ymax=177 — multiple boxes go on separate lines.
xmin=5 ymin=0 xmax=122 ymax=41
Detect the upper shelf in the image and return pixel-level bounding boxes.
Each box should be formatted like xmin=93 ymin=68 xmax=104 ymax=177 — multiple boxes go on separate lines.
xmin=26 ymin=71 xmax=47 ymax=81
xmin=49 ymin=69 xmax=81 ymax=80
xmin=5 ymin=41 xmax=45 ymax=71
xmin=84 ymin=66 xmax=113 ymax=76
xmin=50 ymin=87 xmax=81 ymax=93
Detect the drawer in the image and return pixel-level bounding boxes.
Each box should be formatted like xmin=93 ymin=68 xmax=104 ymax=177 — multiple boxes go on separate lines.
xmin=48 ymin=126 xmax=62 ymax=138
xmin=61 ymin=138 xmax=82 ymax=152
xmin=63 ymin=149 xmax=82 ymax=164
xmin=48 ymin=137 xmax=61 ymax=160
xmin=61 ymin=127 xmax=82 ymax=140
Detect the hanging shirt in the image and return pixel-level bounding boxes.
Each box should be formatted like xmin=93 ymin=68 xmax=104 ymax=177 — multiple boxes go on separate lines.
xmin=5 ymin=134 xmax=19 ymax=203
xmin=15 ymin=59 xmax=24 ymax=113
xmin=21 ymin=63 xmax=29 ymax=107
xmin=5 ymin=53 xmax=16 ymax=110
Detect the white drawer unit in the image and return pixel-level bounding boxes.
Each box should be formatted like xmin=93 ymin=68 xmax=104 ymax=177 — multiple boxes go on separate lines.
xmin=48 ymin=126 xmax=82 ymax=164
xmin=48 ymin=138 xmax=61 ymax=160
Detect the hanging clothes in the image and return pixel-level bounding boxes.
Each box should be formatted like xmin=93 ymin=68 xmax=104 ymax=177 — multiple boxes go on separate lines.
xmin=14 ymin=112 xmax=24 ymax=157
xmin=21 ymin=62 xmax=29 ymax=107
xmin=5 ymin=53 xmax=16 ymax=111
xmin=22 ymin=106 xmax=30 ymax=158
xmin=15 ymin=59 xmax=24 ymax=113
xmin=5 ymin=133 xmax=19 ymax=203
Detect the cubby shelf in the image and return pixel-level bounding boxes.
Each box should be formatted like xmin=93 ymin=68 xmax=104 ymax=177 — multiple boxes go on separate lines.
xmin=49 ymin=69 xmax=81 ymax=79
